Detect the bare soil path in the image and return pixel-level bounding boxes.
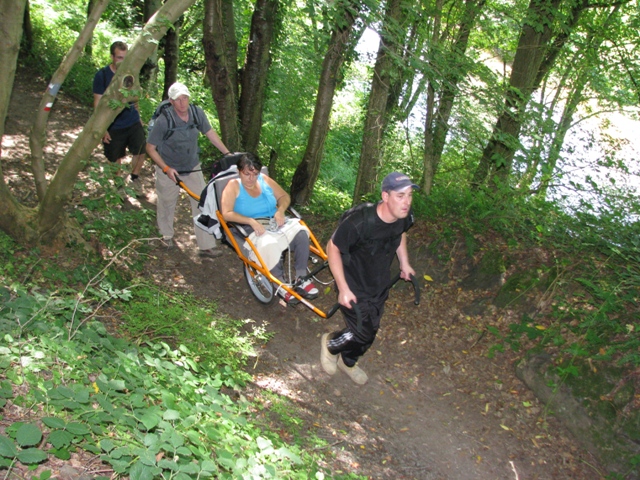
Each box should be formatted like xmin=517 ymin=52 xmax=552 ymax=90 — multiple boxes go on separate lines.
xmin=3 ymin=66 xmax=606 ymax=479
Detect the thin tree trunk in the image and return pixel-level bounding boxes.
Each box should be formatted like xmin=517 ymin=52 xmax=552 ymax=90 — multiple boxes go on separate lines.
xmin=239 ymin=0 xmax=278 ymax=153
xmin=203 ymin=0 xmax=241 ymax=151
xmin=423 ymin=0 xmax=484 ymax=194
xmin=290 ymin=0 xmax=361 ymax=206
xmin=22 ymin=0 xmax=34 ymax=55
xmin=29 ymin=0 xmax=110 ymax=202
xmin=163 ymin=19 xmax=181 ymax=99
xmin=140 ymin=0 xmax=163 ymax=87
xmin=353 ymin=0 xmax=406 ymax=203
xmin=472 ymin=0 xmax=587 ymax=188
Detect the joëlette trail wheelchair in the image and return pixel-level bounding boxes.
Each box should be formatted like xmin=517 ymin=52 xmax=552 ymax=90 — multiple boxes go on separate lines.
xmin=176 ymin=154 xmax=341 ymax=319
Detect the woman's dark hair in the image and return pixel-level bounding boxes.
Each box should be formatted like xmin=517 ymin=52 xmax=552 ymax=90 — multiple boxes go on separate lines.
xmin=237 ymin=152 xmax=262 ymax=172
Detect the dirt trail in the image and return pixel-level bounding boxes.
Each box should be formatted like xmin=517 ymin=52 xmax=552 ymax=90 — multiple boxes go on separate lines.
xmin=4 ymin=66 xmax=604 ymax=479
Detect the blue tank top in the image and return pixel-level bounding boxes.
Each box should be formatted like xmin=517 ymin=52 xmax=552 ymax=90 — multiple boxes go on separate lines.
xmin=234 ymin=175 xmax=277 ymax=218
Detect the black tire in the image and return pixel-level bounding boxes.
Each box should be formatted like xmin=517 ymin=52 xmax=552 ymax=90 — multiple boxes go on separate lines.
xmin=244 ymin=264 xmax=277 ymax=304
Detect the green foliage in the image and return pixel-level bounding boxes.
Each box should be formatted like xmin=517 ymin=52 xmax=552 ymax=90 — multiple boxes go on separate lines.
xmin=23 ymin=2 xmax=97 ymax=103
xmin=73 ymin=161 xmax=157 ymax=260
xmin=119 ymin=285 xmax=271 ymax=381
xmin=0 ymin=285 xmax=335 ymax=479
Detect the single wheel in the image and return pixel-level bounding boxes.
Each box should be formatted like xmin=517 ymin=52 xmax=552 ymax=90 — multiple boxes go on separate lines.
xmin=244 ymin=264 xmax=277 ymax=304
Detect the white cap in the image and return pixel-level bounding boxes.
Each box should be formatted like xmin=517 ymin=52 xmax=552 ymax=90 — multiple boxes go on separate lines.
xmin=168 ymin=82 xmax=190 ymax=100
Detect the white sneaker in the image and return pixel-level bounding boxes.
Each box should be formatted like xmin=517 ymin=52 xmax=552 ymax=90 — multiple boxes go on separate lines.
xmin=320 ymin=333 xmax=338 ymax=375
xmin=337 ymin=356 xmax=368 ymax=385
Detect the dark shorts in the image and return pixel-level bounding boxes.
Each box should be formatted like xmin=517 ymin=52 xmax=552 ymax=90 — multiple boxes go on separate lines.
xmin=103 ymin=122 xmax=146 ymax=163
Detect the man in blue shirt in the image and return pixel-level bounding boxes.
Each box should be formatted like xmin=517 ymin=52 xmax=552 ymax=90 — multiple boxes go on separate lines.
xmin=93 ymin=41 xmax=146 ymax=192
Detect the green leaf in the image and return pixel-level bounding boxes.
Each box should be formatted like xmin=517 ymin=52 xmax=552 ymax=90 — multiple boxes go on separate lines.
xmin=51 ymin=448 xmax=71 ymax=460
xmin=37 ymin=469 xmax=53 ymax=480
xmin=82 ymin=444 xmax=101 ymax=455
xmin=140 ymin=411 xmax=160 ymax=431
xmin=129 ymin=459 xmax=160 ymax=480
xmin=41 ymin=417 xmax=66 ymax=429
xmin=0 ymin=380 xmax=13 ymax=399
xmin=66 ymin=423 xmax=90 ymax=436
xmin=256 ymin=436 xmax=272 ymax=450
xmin=74 ymin=389 xmax=90 ymax=404
xmin=178 ymin=462 xmax=200 ymax=474
xmin=0 ymin=435 xmax=18 ymax=458
xmin=163 ymin=409 xmax=181 ymax=421
xmin=200 ymin=460 xmax=217 ymax=473
xmin=109 ymin=446 xmax=132 ymax=460
xmin=158 ymin=458 xmax=179 ymax=471
xmin=16 ymin=424 xmax=42 ymax=447
xmin=48 ymin=430 xmax=73 ymax=449
xmin=16 ymin=447 xmax=48 ymax=464
xmin=99 ymin=439 xmax=115 ymax=453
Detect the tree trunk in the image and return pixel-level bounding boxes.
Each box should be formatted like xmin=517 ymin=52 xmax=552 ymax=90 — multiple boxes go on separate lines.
xmin=239 ymin=0 xmax=278 ymax=154
xmin=0 ymin=0 xmax=28 ymax=147
xmin=353 ymin=0 xmax=405 ymax=203
xmin=423 ymin=0 xmax=485 ymax=194
xmin=534 ymin=5 xmax=618 ymax=197
xmin=290 ymin=0 xmax=360 ymax=206
xmin=472 ymin=0 xmax=586 ymax=188
xmin=0 ymin=0 xmax=31 ymax=240
xmin=140 ymin=0 xmax=163 ymax=87
xmin=162 ymin=18 xmax=181 ymax=99
xmin=203 ymin=0 xmax=241 ymax=151
xmin=22 ymin=0 xmax=33 ymax=56
xmin=29 ymin=0 xmax=110 ymax=202
xmin=0 ymin=0 xmax=197 ymax=246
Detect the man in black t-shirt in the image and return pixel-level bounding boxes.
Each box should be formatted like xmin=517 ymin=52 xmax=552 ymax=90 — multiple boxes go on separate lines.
xmin=322 ymin=172 xmax=418 ymax=385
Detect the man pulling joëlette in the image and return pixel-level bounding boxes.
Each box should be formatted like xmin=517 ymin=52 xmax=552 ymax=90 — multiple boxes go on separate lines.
xmin=146 ymin=82 xmax=230 ymax=258
xmin=321 ymin=172 xmax=418 ymax=385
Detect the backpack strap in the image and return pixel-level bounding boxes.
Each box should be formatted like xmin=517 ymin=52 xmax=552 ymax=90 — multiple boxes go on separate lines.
xmin=188 ymin=104 xmax=200 ymax=130
xmin=160 ymin=103 xmax=176 ymax=141
xmin=360 ymin=203 xmax=377 ymax=242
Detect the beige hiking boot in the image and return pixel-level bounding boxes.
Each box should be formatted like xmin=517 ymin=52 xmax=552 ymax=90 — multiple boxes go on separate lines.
xmin=337 ymin=356 xmax=368 ymax=385
xmin=320 ymin=333 xmax=338 ymax=375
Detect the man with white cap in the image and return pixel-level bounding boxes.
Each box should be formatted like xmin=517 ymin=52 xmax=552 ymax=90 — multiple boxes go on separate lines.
xmin=146 ymin=82 xmax=231 ymax=258
xmin=321 ymin=172 xmax=418 ymax=384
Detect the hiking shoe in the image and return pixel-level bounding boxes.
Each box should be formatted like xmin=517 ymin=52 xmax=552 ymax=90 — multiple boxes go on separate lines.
xmin=126 ymin=175 xmax=143 ymax=197
xmin=337 ymin=356 xmax=368 ymax=385
xmin=296 ymin=278 xmax=319 ymax=300
xmin=278 ymin=288 xmax=300 ymax=305
xmin=320 ymin=333 xmax=338 ymax=375
xmin=199 ymin=248 xmax=223 ymax=259
xmin=163 ymin=238 xmax=174 ymax=249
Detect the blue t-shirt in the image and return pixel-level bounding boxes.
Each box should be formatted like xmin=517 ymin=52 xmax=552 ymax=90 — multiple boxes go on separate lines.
xmin=233 ymin=175 xmax=277 ymax=218
xmin=93 ymin=65 xmax=141 ymax=130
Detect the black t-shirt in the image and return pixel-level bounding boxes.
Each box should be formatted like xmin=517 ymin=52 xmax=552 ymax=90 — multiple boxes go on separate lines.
xmin=332 ymin=204 xmax=413 ymax=302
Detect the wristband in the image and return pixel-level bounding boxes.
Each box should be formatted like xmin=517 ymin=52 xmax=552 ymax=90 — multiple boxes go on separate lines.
xmin=162 ymin=165 xmax=170 ymax=174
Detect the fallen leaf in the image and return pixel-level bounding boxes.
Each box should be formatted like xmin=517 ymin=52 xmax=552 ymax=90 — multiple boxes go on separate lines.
xmin=500 ymin=424 xmax=510 ymax=431
xmin=424 ymin=274 xmax=433 ymax=281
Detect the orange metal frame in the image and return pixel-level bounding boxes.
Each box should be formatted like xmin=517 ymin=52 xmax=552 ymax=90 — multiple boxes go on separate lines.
xmin=178 ymin=177 xmax=336 ymax=318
